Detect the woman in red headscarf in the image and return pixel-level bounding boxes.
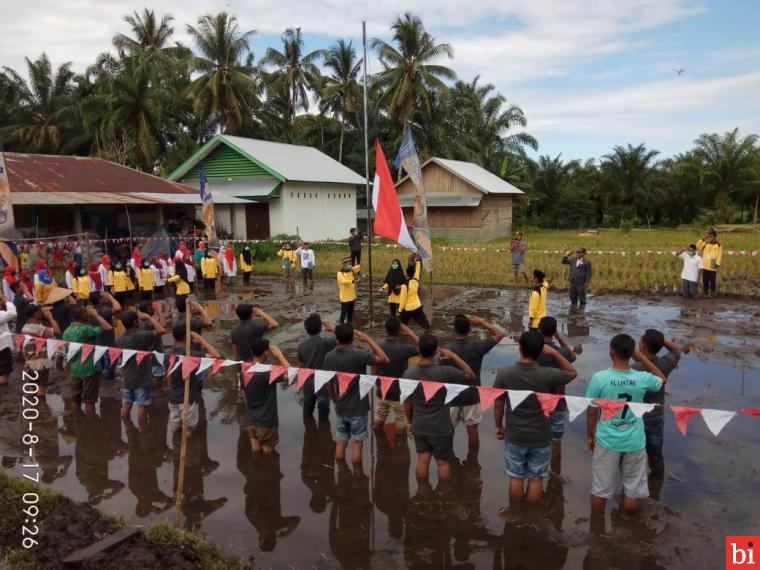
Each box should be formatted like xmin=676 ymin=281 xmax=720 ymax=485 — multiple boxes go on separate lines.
xmin=3 ymin=266 xmax=17 ymax=300
xmin=130 ymin=247 xmax=143 ymax=275
xmin=64 ymin=260 xmax=76 ymax=289
xmin=88 ymin=262 xmax=103 ymax=293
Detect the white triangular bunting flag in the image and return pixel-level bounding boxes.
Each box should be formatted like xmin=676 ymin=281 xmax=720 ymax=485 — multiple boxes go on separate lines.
xmin=359 ymin=375 xmax=377 ymax=400
xmin=170 ymin=355 xmax=183 ymax=374
xmin=398 ymin=379 xmax=419 ymax=403
xmin=565 ymin=396 xmax=592 ymax=421
xmin=444 ymin=383 xmax=469 ymax=404
xmin=0 ymin=331 xmax=10 ymax=339
xmin=313 ymin=370 xmax=334 ymax=393
xmin=287 ymin=367 xmax=298 ymax=384
xmin=46 ymin=338 xmax=57 ymax=359
xmin=153 ymin=352 xmax=165 ymax=366
xmin=628 ymin=402 xmax=655 ymax=418
xmin=507 ymin=390 xmax=533 ymax=411
xmin=221 ymin=359 xmax=239 ymax=367
xmin=197 ymin=358 xmax=215 ymax=375
xmin=23 ymin=335 xmax=33 ymax=348
xmin=700 ymin=409 xmax=735 ymax=437
xmin=249 ymin=362 xmax=272 ymax=373
xmin=119 ymin=349 xmax=137 ymax=367
xmin=66 ymin=342 xmax=82 ymax=362
xmin=92 ymin=345 xmax=108 ymax=365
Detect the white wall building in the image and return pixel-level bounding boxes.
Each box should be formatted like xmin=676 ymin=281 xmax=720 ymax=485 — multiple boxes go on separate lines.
xmin=169 ymin=135 xmax=363 ymax=240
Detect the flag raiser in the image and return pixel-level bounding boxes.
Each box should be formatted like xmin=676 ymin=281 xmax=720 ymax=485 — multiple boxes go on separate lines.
xmin=373 ymin=141 xmax=417 ymax=251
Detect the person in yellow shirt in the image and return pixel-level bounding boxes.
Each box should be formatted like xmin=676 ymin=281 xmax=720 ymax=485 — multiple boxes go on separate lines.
xmin=34 ymin=268 xmax=56 ymax=304
xmin=398 ymin=255 xmax=430 ymax=329
xmin=239 ymin=245 xmax=254 ymax=285
xmin=276 ymin=243 xmax=297 ymax=288
xmin=72 ymin=267 xmax=91 ymax=303
xmin=528 ymin=270 xmax=548 ymax=329
xmin=200 ymin=250 xmax=218 ymax=296
xmin=110 ymin=262 xmax=131 ymax=306
xmin=337 ymin=258 xmax=361 ymax=324
xmin=379 ymin=259 xmax=405 ymax=315
xmin=696 ymin=229 xmax=723 ymax=296
xmin=167 ymin=260 xmax=190 ymax=301
xmin=125 ymin=264 xmax=137 ymax=302
xmin=137 ymin=259 xmax=155 ymax=301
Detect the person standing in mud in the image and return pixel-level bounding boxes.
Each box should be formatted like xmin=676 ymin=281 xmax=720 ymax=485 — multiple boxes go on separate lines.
xmin=379 ymin=259 xmax=406 ymax=316
xmin=561 ymin=248 xmax=592 ymax=308
xmin=276 ymin=243 xmax=297 ymax=290
xmin=297 ymin=314 xmax=336 ymax=421
xmin=445 ymin=314 xmax=504 ymax=449
xmin=348 ymin=228 xmax=363 ymax=280
xmin=372 ymin=319 xmax=419 ymax=432
xmin=510 ymin=231 xmax=529 ymax=285
xmin=231 ymin=304 xmax=279 ymax=363
xmin=398 ymin=253 xmax=430 ymax=330
xmin=632 ymin=329 xmax=681 ymax=479
xmin=528 ymin=270 xmax=548 ymax=329
xmin=336 ymin=257 xmax=361 ymax=325
xmin=324 ymin=324 xmax=389 ymax=465
xmin=239 ymin=244 xmax=254 ymax=286
xmin=295 ymin=241 xmax=316 ymax=290
xmin=696 ymin=229 xmax=722 ymax=296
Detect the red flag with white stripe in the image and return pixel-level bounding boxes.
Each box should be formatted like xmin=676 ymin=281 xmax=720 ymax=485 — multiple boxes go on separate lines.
xmin=372 ymin=140 xmax=417 ymax=251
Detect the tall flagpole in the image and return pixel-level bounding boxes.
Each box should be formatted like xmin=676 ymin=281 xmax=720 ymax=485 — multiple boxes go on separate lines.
xmin=363 ymin=21 xmax=374 ymax=323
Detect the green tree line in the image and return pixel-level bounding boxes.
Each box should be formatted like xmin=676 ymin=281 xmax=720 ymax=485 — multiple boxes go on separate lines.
xmin=1 ymin=9 xmax=758 ymax=228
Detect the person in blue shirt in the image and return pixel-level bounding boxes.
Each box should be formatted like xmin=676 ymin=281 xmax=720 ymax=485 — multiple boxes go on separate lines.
xmin=585 ymin=333 xmax=667 ymax=516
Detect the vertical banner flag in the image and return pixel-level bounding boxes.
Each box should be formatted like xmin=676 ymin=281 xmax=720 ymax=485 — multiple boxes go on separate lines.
xmin=199 ymin=165 xmax=216 ymax=242
xmin=0 ymin=145 xmax=15 ymax=236
xmin=395 ymin=125 xmax=432 ymax=271
xmin=373 ymin=141 xmax=417 ymax=251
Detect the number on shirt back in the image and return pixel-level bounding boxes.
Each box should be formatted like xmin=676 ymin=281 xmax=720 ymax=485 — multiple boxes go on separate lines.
xmin=617 ymin=393 xmax=633 ymax=419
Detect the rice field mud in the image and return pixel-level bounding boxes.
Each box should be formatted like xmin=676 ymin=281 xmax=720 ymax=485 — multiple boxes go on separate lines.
xmin=1 ymin=276 xmax=759 ymax=569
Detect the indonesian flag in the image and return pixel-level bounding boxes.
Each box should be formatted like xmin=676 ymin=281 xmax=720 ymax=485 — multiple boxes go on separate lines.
xmin=372 ymin=140 xmax=417 ymax=251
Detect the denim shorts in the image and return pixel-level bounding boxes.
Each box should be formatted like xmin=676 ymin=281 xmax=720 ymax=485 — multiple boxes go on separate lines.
xmin=122 ymin=387 xmax=152 ymax=406
xmin=504 ymin=441 xmax=551 ymax=478
xmin=335 ymin=414 xmax=369 ymax=442
xmin=550 ymin=410 xmax=569 ymax=441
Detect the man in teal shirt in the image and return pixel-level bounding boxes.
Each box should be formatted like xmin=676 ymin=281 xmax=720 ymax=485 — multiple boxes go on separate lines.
xmin=585 ymin=333 xmax=666 ymax=516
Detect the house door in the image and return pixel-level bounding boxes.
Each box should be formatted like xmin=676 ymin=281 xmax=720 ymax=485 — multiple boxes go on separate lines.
xmin=245 ymin=203 xmax=270 ymax=239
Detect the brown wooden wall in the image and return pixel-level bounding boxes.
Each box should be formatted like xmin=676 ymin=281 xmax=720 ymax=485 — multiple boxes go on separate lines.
xmin=396 ymin=162 xmax=481 ymax=198
xmin=402 ymin=194 xmax=514 ymax=240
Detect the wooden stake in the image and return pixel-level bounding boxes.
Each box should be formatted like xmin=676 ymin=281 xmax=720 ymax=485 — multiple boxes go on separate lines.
xmin=174 ymin=306 xmax=192 ymax=527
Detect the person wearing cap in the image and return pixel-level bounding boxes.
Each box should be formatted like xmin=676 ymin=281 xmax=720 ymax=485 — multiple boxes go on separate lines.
xmin=239 ymin=244 xmax=254 ymax=285
xmin=337 ymin=258 xmax=361 ymax=324
xmin=695 ymin=229 xmax=723 ymax=296
xmin=561 ymin=248 xmax=592 ymax=308
xmin=295 ymin=242 xmax=316 ymax=289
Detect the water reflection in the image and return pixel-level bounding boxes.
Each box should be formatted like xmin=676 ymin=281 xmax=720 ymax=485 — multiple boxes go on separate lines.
xmin=373 ymin=426 xmax=410 ymax=540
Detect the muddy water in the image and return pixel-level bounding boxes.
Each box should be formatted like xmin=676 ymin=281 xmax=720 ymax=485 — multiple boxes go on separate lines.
xmin=1 ymin=277 xmax=759 ymax=569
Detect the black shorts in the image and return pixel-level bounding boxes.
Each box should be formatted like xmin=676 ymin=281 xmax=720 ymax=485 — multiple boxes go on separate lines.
xmin=0 ymin=347 xmax=13 ymax=375
xmin=414 ymin=433 xmax=453 ymax=460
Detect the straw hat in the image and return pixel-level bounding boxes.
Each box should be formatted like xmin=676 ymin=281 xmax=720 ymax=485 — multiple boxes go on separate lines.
xmin=44 ymin=287 xmax=74 ymax=306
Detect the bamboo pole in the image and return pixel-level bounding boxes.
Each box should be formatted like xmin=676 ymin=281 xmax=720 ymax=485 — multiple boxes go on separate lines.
xmin=174 ymin=306 xmax=192 ymax=527
xmin=362 ymin=21 xmax=374 ymax=324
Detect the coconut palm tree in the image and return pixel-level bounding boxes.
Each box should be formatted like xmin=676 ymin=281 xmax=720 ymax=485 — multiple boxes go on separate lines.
xmin=319 ymin=40 xmax=362 ymax=162
xmin=371 ymin=13 xmax=455 ymax=127
xmin=260 ymin=27 xmax=324 ymax=128
xmin=113 ymin=9 xmax=175 ymax=59
xmin=601 ymin=143 xmax=660 ymax=224
xmin=1 ymin=53 xmax=76 ymax=153
xmin=693 ymin=128 xmax=759 ymax=208
xmin=185 ymin=12 xmax=258 ymax=133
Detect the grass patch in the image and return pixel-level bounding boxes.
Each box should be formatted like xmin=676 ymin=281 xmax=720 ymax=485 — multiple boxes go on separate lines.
xmin=0 ymin=472 xmax=60 ymax=536
xmin=144 ymin=522 xmax=247 ymax=570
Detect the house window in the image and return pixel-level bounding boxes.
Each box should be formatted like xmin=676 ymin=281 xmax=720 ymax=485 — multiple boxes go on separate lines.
xmin=297 ymin=192 xmax=300 ymax=198
xmin=290 ymin=192 xmax=293 ymax=198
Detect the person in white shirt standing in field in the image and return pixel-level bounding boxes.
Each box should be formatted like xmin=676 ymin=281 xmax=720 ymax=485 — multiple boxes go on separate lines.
xmin=295 ymin=242 xmax=316 ymax=290
xmin=677 ymin=244 xmax=703 ymax=299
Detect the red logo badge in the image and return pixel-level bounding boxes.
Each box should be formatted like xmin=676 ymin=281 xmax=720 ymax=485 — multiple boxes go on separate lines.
xmin=726 ymin=537 xmax=758 ymax=569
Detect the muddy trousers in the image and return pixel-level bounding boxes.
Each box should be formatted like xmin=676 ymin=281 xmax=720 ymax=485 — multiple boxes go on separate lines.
xmin=644 ymin=412 xmax=664 ymax=476
xmin=569 ymin=282 xmax=587 ymax=306
xmin=242 ymin=271 xmax=251 ymax=285
xmin=400 ymin=307 xmax=431 ymax=329
xmin=389 ymin=302 xmax=399 ymax=316
xmin=339 ymin=301 xmax=355 ymax=324
xmin=682 ymin=279 xmax=698 ymax=298
xmin=702 ymin=271 xmax=717 ymax=295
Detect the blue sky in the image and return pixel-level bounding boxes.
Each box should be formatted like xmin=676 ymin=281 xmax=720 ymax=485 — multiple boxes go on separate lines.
xmin=2 ymin=0 xmax=758 ymax=160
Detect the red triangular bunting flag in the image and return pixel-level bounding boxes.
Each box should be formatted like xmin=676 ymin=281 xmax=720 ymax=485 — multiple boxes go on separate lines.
xmin=168 ymin=354 xmax=177 ymax=374
xmin=135 ymin=351 xmax=151 ymax=365
xmin=594 ymin=399 xmax=626 ymax=421
xmin=240 ymin=362 xmax=255 ymax=387
xmin=337 ymin=372 xmax=357 ymax=397
xmin=378 ymin=376 xmax=396 ymax=400
xmin=33 ymin=337 xmax=46 ymax=356
xmin=670 ymin=405 xmax=701 ymax=436
xmin=79 ymin=344 xmax=94 ymax=364
xmin=478 ymin=387 xmax=506 ymax=411
xmin=421 ymin=380 xmax=444 ymax=402
xmin=108 ymin=347 xmax=123 ymax=365
xmin=269 ymin=365 xmax=288 ymax=384
xmin=739 ymin=408 xmax=760 ymax=416
xmin=536 ymin=393 xmax=564 ymax=417
xmin=296 ymin=368 xmax=315 ymax=390
xmin=383 ymin=422 xmax=398 ymax=448
xmin=53 ymin=339 xmax=66 ymax=353
xmin=211 ymin=358 xmax=225 ymax=375
xmin=181 ymin=356 xmax=201 ymax=379
xmin=14 ymin=335 xmax=24 ymax=351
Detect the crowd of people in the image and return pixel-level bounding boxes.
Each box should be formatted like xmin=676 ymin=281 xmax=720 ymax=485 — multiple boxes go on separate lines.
xmin=0 ymin=225 xmax=721 ymax=522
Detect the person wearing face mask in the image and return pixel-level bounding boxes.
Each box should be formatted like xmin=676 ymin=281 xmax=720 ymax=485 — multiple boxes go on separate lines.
xmin=239 ymin=244 xmax=254 ymax=285
xmin=379 ymin=259 xmax=406 ymax=315
xmin=337 ymin=258 xmax=361 ymax=324
xmin=677 ymin=244 xmax=704 ymax=299
xmin=72 ymin=267 xmax=92 ymax=303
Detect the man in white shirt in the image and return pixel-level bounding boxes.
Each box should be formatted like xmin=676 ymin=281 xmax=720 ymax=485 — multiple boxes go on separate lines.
xmin=295 ymin=242 xmax=316 ymax=288
xmin=678 ymin=244 xmax=703 ymax=299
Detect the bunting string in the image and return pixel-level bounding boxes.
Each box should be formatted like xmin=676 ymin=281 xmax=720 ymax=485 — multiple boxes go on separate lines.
xmin=6 ymin=331 xmax=759 ymax=438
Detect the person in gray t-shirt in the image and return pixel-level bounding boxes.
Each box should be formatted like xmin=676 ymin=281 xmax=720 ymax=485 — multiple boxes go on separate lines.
xmin=510 ymin=231 xmax=529 ymax=285
xmin=632 ymin=329 xmax=681 ymax=478
xmin=297 ymin=314 xmax=336 ymax=421
xmin=372 ymin=318 xmax=419 ymax=431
